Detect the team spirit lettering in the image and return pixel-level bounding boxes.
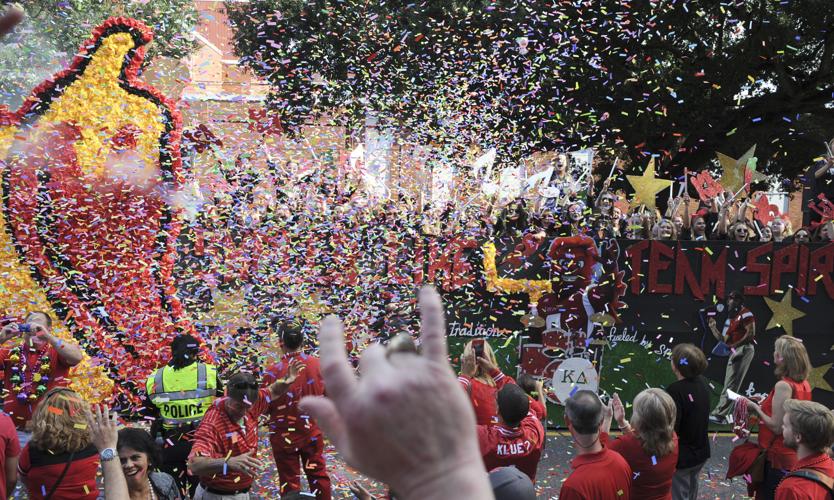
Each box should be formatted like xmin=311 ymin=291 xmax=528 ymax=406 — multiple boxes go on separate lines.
xmin=626 ymin=241 xmax=834 ymax=300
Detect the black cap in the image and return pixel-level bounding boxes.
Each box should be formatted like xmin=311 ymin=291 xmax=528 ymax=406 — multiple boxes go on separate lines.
xmin=489 ymin=467 xmax=536 ymax=500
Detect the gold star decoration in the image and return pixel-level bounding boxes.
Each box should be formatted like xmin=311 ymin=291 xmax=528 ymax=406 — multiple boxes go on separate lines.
xmin=716 ymin=144 xmax=767 ymax=194
xmin=626 ymin=158 xmax=673 ymax=210
xmin=763 ymin=290 xmax=806 ymax=336
xmin=809 ymin=363 xmax=833 ymax=392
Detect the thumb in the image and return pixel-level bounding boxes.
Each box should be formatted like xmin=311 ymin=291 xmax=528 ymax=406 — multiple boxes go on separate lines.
xmin=300 ymin=396 xmax=349 ymax=459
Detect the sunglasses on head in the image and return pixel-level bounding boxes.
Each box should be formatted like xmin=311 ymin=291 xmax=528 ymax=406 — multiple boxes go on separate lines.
xmin=231 ymin=382 xmax=258 ymax=391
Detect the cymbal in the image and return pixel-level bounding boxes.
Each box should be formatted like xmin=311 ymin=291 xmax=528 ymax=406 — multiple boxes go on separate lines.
xmin=520 ymin=314 xmax=546 ymax=328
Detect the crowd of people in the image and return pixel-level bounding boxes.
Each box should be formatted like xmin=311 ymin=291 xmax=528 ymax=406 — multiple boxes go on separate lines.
xmin=0 ymin=290 xmax=826 ymax=499
xmin=168 ymin=143 xmax=834 ymax=391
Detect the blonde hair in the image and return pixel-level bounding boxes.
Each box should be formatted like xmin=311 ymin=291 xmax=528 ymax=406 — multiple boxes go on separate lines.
xmin=651 ymin=218 xmax=678 ymax=240
xmin=461 ymin=340 xmax=499 ymax=386
xmin=30 ymin=388 xmax=91 ymax=454
xmin=775 ymin=335 xmax=811 ymax=382
xmin=630 ymin=388 xmax=677 ymax=458
xmin=783 ymin=399 xmax=834 ymax=454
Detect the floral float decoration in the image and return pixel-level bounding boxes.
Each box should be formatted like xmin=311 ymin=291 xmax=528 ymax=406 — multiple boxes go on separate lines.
xmin=0 ymin=17 xmax=194 ymax=403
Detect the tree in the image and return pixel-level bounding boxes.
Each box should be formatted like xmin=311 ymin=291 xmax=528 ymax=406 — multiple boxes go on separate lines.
xmin=0 ymin=0 xmax=198 ymax=109
xmin=228 ymin=0 xmax=834 ymax=181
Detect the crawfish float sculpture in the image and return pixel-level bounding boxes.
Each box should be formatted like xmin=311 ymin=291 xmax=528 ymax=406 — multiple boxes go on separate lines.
xmin=0 ymin=18 xmax=194 ymax=402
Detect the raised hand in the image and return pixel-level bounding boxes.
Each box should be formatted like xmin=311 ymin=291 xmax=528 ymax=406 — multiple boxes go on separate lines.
xmin=0 ymin=324 xmax=20 ymax=344
xmin=85 ymin=404 xmax=119 ymax=452
xmin=285 ymin=358 xmax=305 ymax=385
xmin=300 ymin=287 xmax=494 ymax=500
xmin=612 ymin=393 xmax=627 ymax=428
xmin=475 ymin=354 xmax=498 ymax=373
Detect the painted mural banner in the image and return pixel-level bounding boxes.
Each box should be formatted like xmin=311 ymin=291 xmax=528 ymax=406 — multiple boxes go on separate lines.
xmin=434 ymin=236 xmax=834 ymax=424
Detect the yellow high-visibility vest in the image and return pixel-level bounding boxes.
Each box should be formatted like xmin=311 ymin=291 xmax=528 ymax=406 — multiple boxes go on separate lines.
xmin=146 ymin=363 xmax=217 ymax=429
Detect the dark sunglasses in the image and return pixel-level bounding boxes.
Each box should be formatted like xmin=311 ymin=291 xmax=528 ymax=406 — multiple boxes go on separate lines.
xmin=231 ymin=382 xmax=258 ymax=391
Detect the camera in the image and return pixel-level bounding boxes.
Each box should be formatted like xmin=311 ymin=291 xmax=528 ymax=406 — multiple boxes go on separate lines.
xmin=17 ymin=324 xmax=31 ymax=334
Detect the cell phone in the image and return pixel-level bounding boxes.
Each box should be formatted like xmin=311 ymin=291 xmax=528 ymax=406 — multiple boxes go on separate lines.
xmin=17 ymin=324 xmax=30 ymax=334
xmin=473 ymin=338 xmax=485 ymax=358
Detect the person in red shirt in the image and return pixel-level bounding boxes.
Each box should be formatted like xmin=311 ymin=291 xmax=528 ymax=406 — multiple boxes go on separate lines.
xmin=0 ymin=412 xmax=19 ymax=498
xmin=188 ymin=362 xmax=303 ymax=499
xmin=776 ymin=399 xmax=834 ymax=500
xmin=263 ymin=320 xmax=331 ymax=499
xmin=748 ymin=335 xmax=813 ymax=500
xmin=709 ymin=290 xmax=756 ymax=424
xmin=458 ymin=339 xmax=516 ymax=425
xmin=0 ymin=311 xmax=83 ymax=443
xmin=18 ymin=388 xmax=98 ymax=500
xmin=517 ymin=373 xmax=547 ymax=422
xmin=559 ymin=390 xmax=632 ymax=499
xmin=477 ymin=383 xmax=545 ymax=482
xmin=602 ymin=390 xmax=679 ymax=500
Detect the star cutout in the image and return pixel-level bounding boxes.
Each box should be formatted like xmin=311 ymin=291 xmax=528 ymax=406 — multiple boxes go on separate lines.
xmin=626 ymin=158 xmax=673 ymax=210
xmin=809 ymin=363 xmax=833 ymax=393
xmin=716 ymin=145 xmax=767 ymax=194
xmin=763 ymin=291 xmax=806 ymax=336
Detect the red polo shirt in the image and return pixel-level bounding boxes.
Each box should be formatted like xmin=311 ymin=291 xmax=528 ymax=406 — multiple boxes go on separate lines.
xmin=263 ymin=352 xmax=326 ymax=446
xmin=603 ymin=431 xmax=678 ymax=500
xmin=776 ymin=452 xmax=834 ymax=500
xmin=477 ymin=412 xmax=545 ymax=481
xmin=724 ymin=306 xmax=755 ymax=346
xmin=188 ymin=388 xmax=271 ymax=492
xmin=0 ymin=342 xmax=73 ymax=430
xmin=559 ymin=445 xmax=632 ymax=500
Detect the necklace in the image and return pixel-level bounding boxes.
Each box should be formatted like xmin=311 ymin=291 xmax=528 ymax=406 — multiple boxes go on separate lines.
xmin=7 ymin=343 xmax=50 ymax=402
xmin=147 ymin=477 xmax=156 ymax=500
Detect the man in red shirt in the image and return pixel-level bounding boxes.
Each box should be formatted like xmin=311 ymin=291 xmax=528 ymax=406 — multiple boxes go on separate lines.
xmin=0 ymin=412 xmax=19 ymax=498
xmin=776 ymin=399 xmax=834 ymax=500
xmin=0 ymin=311 xmax=83 ymax=444
xmin=559 ymin=390 xmax=632 ymax=499
xmin=188 ymin=362 xmax=302 ymax=499
xmin=477 ymin=383 xmax=544 ymax=482
xmin=709 ymin=290 xmax=756 ymax=424
xmin=263 ymin=320 xmax=330 ymax=499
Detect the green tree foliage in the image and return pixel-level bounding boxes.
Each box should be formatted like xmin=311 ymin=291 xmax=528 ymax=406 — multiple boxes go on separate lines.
xmin=0 ymin=0 xmax=198 ymax=109
xmin=229 ymin=0 xmax=833 ymax=180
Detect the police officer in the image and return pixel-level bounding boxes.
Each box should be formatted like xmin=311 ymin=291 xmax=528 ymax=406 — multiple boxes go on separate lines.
xmin=146 ymin=333 xmax=221 ymax=497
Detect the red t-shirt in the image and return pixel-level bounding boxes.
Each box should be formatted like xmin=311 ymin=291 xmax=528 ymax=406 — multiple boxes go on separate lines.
xmin=188 ymin=388 xmax=271 ymax=492
xmin=0 ymin=342 xmax=73 ymax=430
xmin=724 ymin=306 xmax=755 ymax=346
xmin=458 ymin=369 xmax=516 ymax=426
xmin=760 ymin=378 xmax=813 ymax=470
xmin=603 ymin=431 xmax=679 ymax=500
xmin=0 ymin=413 xmax=19 ymax=499
xmin=263 ymin=352 xmax=326 ymax=446
xmin=477 ymin=412 xmax=545 ymax=481
xmin=529 ymin=397 xmax=546 ymax=421
xmin=559 ymin=446 xmax=632 ymax=500
xmin=776 ymin=453 xmax=834 ymax=500
xmin=18 ymin=443 xmax=98 ymax=500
